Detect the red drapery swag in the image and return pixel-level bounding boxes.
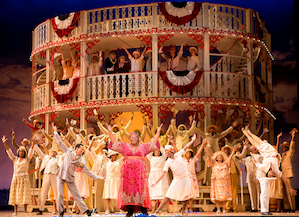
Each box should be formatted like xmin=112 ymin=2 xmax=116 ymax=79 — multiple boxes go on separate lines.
xmin=159 ymin=70 xmax=204 ymax=94
xmin=50 ymin=78 xmax=79 ymax=103
xmin=158 ymin=2 xmax=202 ymax=26
xmin=51 ymin=12 xmax=80 ymax=38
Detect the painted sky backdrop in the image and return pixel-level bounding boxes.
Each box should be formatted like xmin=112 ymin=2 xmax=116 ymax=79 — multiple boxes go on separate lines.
xmin=0 ymin=0 xmax=297 ymax=191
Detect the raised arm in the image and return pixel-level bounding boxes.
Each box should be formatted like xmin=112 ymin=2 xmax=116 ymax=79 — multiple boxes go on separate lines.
xmin=145 ymin=126 xmax=154 ymax=138
xmin=2 ymin=135 xmax=9 ymax=151
xmin=153 ymin=124 xmax=163 ymax=145
xmin=227 ymin=145 xmax=238 ymax=163
xmin=42 ymin=129 xmax=54 ymax=143
xmin=95 ymin=115 xmax=109 ymax=135
xmin=276 ymin=132 xmax=282 ymax=151
xmin=183 ymin=134 xmax=197 ymax=151
xmin=34 ymin=144 xmax=45 ymax=159
xmin=140 ymin=124 xmax=146 ymax=142
xmin=11 ymin=129 xmax=20 ymax=150
xmin=52 ymin=123 xmax=68 ymax=153
xmin=141 ymin=45 xmax=148 ymax=57
xmin=217 ymin=121 xmax=237 ymax=139
xmin=121 ymin=45 xmax=132 ymax=58
xmin=187 ymin=120 xmax=197 ymax=136
xmin=289 ymin=130 xmax=296 ymax=154
xmin=204 ymin=145 xmax=213 ymax=159
xmin=235 ymin=139 xmax=249 ymax=160
xmin=106 ymin=123 xmax=116 ymax=144
xmin=195 ymin=139 xmax=207 ymax=159
xmin=170 ymin=119 xmax=177 ymax=136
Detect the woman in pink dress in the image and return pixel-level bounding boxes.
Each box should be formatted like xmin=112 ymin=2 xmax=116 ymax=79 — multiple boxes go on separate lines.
xmin=205 ymin=145 xmax=237 ymax=213
xmin=107 ymin=123 xmax=162 ymax=217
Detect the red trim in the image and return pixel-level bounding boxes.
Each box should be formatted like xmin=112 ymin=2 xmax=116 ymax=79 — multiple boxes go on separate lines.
xmin=51 ymin=12 xmax=80 ymax=38
xmin=159 ymin=70 xmax=204 ymax=94
xmin=50 ymin=78 xmax=79 ymax=103
xmin=158 ymin=3 xmax=202 ymax=25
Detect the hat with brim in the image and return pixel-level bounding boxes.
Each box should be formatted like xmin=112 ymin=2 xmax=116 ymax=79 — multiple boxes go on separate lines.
xmin=207 ymin=124 xmax=218 ymax=132
xmin=280 ymin=142 xmax=290 ymax=148
xmin=189 ymin=47 xmax=198 ymax=53
xmin=165 ymin=145 xmax=174 ymax=153
xmin=183 ymin=148 xmax=194 ymax=157
xmin=145 ymin=50 xmax=152 ymax=55
xmin=87 ymin=134 xmax=96 ymax=141
xmin=112 ymin=125 xmax=119 ymax=132
xmin=212 ymin=151 xmax=228 ymax=161
xmin=65 ymin=58 xmax=72 ymax=63
xmin=21 ymin=138 xmax=31 ymax=146
xmin=33 ymin=119 xmax=42 ymax=128
xmin=49 ymin=148 xmax=59 ymax=154
xmin=230 ymin=130 xmax=239 ymax=136
xmin=17 ymin=146 xmax=28 ymax=157
xmin=91 ymin=54 xmax=99 ymax=62
xmin=54 ymin=54 xmax=62 ymax=65
xmin=110 ymin=51 xmax=117 ymax=55
xmin=108 ymin=149 xmax=118 ymax=157
xmin=221 ymin=145 xmax=234 ymax=153
xmin=133 ymin=50 xmax=140 ymax=56
xmin=178 ymin=124 xmax=187 ymax=131
xmin=80 ymin=129 xmax=87 ymax=136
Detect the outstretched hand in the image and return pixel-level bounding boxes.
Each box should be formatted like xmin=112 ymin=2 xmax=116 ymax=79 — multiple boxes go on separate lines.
xmin=277 ymin=132 xmax=282 ymax=138
xmin=51 ymin=122 xmax=57 ymax=132
xmin=2 ymin=135 xmax=7 ymax=144
xmin=157 ymin=123 xmax=163 ymax=132
xmin=232 ymin=121 xmax=238 ymax=128
xmin=290 ymin=189 xmax=297 ymax=196
xmin=11 ymin=128 xmax=15 ymax=139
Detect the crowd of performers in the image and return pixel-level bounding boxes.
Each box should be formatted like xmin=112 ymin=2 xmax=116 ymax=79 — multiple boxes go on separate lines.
xmin=2 ymin=111 xmax=298 ymax=216
xmin=47 ymin=42 xmax=202 ymax=81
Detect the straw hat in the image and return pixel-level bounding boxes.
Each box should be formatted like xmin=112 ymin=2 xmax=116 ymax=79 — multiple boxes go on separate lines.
xmin=91 ymin=54 xmax=100 ymax=62
xmin=189 ymin=47 xmax=198 ymax=53
xmin=17 ymin=146 xmax=28 ymax=157
xmin=280 ymin=142 xmax=290 ymax=148
xmin=65 ymin=57 xmax=72 ymax=63
xmin=107 ymin=149 xmax=118 ymax=157
xmin=87 ymin=134 xmax=96 ymax=141
xmin=145 ymin=49 xmax=152 ymax=55
xmin=212 ymin=151 xmax=228 ymax=161
xmin=165 ymin=145 xmax=175 ymax=153
xmin=230 ymin=130 xmax=239 ymax=137
xmin=79 ymin=129 xmax=87 ymax=136
xmin=207 ymin=124 xmax=218 ymax=132
xmin=183 ymin=148 xmax=194 ymax=157
xmin=49 ymin=148 xmax=59 ymax=154
xmin=178 ymin=124 xmax=187 ymax=131
xmin=221 ymin=145 xmax=233 ymax=153
xmin=33 ymin=119 xmax=42 ymax=128
xmin=21 ymin=138 xmax=31 ymax=146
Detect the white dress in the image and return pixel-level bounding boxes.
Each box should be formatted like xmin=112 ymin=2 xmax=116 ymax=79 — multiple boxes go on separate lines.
xmin=163 ymin=149 xmax=192 ymax=201
xmin=71 ymin=153 xmax=90 ymax=199
xmin=183 ymin=156 xmax=199 ymax=198
xmin=103 ymin=158 xmax=121 ymax=199
xmin=148 ymin=153 xmax=169 ymax=200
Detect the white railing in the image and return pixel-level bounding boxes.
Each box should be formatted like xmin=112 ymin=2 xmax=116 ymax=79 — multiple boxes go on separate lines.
xmin=32 ymin=71 xmax=252 ymax=112
xmin=33 ymin=84 xmax=47 ymax=110
xmin=208 ymin=4 xmax=246 ymax=32
xmin=32 ymin=3 xmax=270 ymax=52
xmin=33 ymin=21 xmax=48 ymax=50
xmin=86 ymin=72 xmax=155 ymax=100
xmin=208 ymin=72 xmax=250 ymax=99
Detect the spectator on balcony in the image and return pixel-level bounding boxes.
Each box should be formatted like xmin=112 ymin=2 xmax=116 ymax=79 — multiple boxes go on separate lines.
xmin=182 ymin=47 xmax=202 ymax=71
xmin=104 ymin=51 xmax=118 ymax=74
xmin=121 ymin=45 xmax=147 ymax=72
xmin=61 ymin=48 xmax=74 ymax=79
xmin=144 ymin=49 xmax=152 ymax=72
xmin=115 ymin=56 xmax=131 ymax=73
xmin=82 ymin=52 xmax=103 ymax=76
xmin=159 ymin=42 xmax=185 ymax=71
xmin=47 ymin=54 xmax=63 ymax=80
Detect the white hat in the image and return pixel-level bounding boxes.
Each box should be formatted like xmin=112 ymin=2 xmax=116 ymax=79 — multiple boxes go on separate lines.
xmin=165 ymin=145 xmax=174 ymax=153
xmin=132 ymin=50 xmax=141 ymax=56
xmin=189 ymin=47 xmax=198 ymax=53
xmin=107 ymin=149 xmax=118 ymax=157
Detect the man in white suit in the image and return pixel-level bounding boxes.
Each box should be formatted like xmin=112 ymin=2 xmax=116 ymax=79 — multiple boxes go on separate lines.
xmin=35 ymin=144 xmax=62 ymax=215
xmin=52 ymin=123 xmax=100 ymax=217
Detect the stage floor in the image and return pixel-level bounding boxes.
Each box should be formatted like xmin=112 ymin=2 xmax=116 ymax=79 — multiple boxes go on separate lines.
xmin=0 ymin=211 xmax=298 ymax=217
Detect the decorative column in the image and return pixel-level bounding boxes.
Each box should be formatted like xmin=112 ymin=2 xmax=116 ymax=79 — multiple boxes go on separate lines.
xmin=45 ymin=49 xmax=51 ymax=135
xmin=80 ymin=41 xmax=87 ymax=130
xmin=203 ymin=33 xmax=211 ymax=132
xmin=247 ymin=39 xmax=255 ymax=101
